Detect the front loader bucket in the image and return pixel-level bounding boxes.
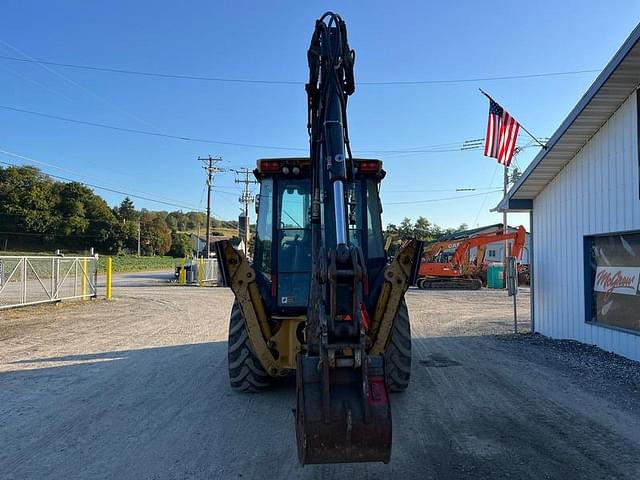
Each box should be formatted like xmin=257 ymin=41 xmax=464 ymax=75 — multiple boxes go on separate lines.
xmin=295 ymin=355 xmax=392 ymax=464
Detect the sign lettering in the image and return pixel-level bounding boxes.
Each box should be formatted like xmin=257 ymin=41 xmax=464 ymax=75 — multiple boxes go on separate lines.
xmin=594 ymin=266 xmax=640 ymax=301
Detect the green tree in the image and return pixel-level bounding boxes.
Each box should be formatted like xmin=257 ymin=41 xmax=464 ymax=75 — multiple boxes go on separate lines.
xmin=116 ymin=197 xmax=137 ymax=221
xmin=0 ymin=165 xmax=56 ymax=235
xmin=168 ymin=232 xmax=192 ymax=257
xmin=186 ymin=211 xmax=206 ymax=230
xmin=413 ymin=216 xmax=434 ymax=240
xmin=53 ymin=182 xmax=90 ymax=238
xmin=140 ymin=213 xmax=172 ymax=255
xmin=80 ymin=188 xmax=123 ymax=253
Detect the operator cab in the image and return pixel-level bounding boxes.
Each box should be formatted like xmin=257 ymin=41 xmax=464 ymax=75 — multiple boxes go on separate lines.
xmin=252 ymin=157 xmax=387 ymax=314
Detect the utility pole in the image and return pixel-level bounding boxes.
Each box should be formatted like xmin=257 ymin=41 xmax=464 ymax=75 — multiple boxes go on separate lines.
xmin=137 ymin=220 xmax=141 ymax=256
xmin=503 ymin=165 xmax=509 ymax=271
xmin=233 ymin=167 xmax=258 ymax=256
xmin=199 ymin=156 xmax=224 ymax=258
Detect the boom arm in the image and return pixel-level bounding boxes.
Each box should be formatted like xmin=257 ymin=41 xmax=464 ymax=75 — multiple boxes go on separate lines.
xmin=296 ymin=12 xmax=392 ymax=465
xmin=451 ymin=225 xmax=527 ymax=269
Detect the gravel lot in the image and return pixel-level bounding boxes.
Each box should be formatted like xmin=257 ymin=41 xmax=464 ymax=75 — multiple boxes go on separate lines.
xmin=1 ymin=272 xmax=639 ymax=479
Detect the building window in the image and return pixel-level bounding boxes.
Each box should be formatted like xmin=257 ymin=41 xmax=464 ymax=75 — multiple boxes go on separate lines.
xmin=585 ymin=231 xmax=640 ymax=333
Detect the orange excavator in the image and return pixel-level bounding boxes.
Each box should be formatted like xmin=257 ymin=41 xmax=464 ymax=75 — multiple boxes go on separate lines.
xmin=416 ymin=225 xmax=527 ymax=290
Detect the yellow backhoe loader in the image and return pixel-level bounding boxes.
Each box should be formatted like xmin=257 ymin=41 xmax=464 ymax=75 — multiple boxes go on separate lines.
xmin=216 ymin=12 xmax=422 ymax=464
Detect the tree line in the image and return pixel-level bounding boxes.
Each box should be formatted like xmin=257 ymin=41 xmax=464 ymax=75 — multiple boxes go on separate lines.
xmin=0 ymin=165 xmax=236 ymax=256
xmin=386 ymin=217 xmax=468 ymax=241
xmin=1 ymin=165 xmax=470 ymax=257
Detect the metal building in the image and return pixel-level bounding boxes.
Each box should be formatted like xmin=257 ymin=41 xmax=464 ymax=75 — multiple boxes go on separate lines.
xmin=438 ymin=223 xmax=531 ymax=265
xmin=499 ymin=24 xmax=640 ymax=361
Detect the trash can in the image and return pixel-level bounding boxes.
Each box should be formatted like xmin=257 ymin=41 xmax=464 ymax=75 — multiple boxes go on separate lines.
xmin=487 ymin=263 xmax=504 ymax=289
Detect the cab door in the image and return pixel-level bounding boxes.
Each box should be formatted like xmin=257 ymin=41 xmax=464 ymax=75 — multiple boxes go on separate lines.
xmin=276 ymin=178 xmax=312 ymax=310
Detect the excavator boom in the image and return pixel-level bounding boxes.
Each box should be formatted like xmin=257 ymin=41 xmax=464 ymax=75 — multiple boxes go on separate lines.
xmin=417 ymin=226 xmax=527 ymax=290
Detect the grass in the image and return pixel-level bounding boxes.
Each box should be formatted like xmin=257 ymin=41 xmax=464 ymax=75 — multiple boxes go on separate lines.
xmin=182 ymin=227 xmax=239 ymax=238
xmin=0 ymin=254 xmax=179 ymax=281
xmin=97 ymin=256 xmax=179 ymax=273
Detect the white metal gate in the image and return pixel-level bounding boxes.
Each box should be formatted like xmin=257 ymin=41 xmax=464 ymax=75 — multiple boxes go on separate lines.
xmin=201 ymin=258 xmax=219 ymax=283
xmin=0 ymin=256 xmax=98 ymax=310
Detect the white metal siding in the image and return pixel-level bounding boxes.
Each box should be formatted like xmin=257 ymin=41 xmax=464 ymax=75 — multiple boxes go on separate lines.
xmin=483 ymin=238 xmax=531 ymax=264
xmin=533 ymin=91 xmax=640 ymax=361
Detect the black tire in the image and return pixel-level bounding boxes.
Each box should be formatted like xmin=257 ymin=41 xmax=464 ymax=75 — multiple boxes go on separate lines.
xmin=228 ymin=302 xmax=271 ymax=392
xmin=384 ymin=299 xmax=412 ymax=392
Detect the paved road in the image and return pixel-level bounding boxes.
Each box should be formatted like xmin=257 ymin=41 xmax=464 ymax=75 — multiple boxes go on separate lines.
xmin=1 ymin=272 xmax=639 ymax=479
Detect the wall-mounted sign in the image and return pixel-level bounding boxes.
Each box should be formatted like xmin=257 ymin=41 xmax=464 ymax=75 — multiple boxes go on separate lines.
xmin=586 ymin=232 xmax=640 ymax=332
xmin=594 ymin=266 xmax=640 ymax=299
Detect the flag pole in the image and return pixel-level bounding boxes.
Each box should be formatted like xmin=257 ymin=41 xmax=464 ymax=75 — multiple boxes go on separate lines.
xmin=479 ymin=88 xmax=547 ymax=150
xmin=479 ymin=88 xmax=515 ymax=284
xmin=503 ymin=164 xmax=509 ymax=283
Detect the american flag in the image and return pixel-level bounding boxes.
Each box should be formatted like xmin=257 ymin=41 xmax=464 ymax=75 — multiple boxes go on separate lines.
xmin=484 ymin=98 xmax=520 ymax=166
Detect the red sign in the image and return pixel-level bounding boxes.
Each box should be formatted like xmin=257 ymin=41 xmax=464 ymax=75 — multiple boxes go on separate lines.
xmin=594 ymin=266 xmax=640 ymax=302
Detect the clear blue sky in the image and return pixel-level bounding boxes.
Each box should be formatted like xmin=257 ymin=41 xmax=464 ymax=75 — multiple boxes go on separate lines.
xmin=2 ymin=1 xmax=639 ymax=230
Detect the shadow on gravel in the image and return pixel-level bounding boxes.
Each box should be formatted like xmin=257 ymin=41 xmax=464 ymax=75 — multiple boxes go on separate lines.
xmin=9 ymin=351 xmax=131 ymax=364
xmin=2 ymin=337 xmax=640 ymax=480
xmin=115 ymin=272 xmax=174 ymax=279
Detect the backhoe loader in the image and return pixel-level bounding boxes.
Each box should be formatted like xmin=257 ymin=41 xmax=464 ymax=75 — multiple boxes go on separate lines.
xmin=216 ymin=12 xmax=422 ymax=464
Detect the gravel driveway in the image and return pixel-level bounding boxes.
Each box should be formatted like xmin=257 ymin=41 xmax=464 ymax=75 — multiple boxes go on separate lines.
xmin=1 ymin=272 xmax=639 ymax=479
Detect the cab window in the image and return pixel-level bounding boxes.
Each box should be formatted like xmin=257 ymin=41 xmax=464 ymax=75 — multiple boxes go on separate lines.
xmin=254 ymin=178 xmax=273 ymax=275
xmin=366 ymin=181 xmax=385 ymax=258
xmin=277 ymin=179 xmax=311 ymax=308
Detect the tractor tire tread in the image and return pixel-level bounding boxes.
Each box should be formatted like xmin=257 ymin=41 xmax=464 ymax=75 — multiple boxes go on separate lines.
xmin=384 ymin=299 xmax=412 ymax=392
xmin=228 ymin=302 xmax=271 ymax=393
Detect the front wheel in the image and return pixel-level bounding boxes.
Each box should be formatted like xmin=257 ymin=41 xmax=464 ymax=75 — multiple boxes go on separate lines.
xmin=227 ymin=302 xmax=271 ymax=392
xmin=384 ymin=299 xmax=412 ymax=392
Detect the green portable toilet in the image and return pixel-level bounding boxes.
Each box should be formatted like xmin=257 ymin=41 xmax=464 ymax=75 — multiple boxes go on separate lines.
xmin=487 ymin=263 xmax=504 ymax=289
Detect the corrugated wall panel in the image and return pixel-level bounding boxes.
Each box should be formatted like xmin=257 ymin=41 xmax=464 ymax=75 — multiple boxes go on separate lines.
xmin=533 ymin=91 xmax=640 ymax=361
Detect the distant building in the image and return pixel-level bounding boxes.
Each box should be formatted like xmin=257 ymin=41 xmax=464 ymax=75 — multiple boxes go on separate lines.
xmin=498 ymin=25 xmax=640 ymax=361
xmin=189 ymin=233 xmax=245 ymax=257
xmin=438 ymin=223 xmax=531 ymax=265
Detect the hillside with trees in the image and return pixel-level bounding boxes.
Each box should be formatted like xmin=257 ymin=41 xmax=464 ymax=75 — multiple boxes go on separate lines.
xmin=0 ymin=165 xmax=236 ymax=256
xmin=2 ymin=165 xmax=467 ymax=258
xmin=385 ymin=217 xmax=468 ymax=242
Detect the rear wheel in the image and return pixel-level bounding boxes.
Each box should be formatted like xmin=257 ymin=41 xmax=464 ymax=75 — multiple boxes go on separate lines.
xmin=384 ymin=299 xmax=412 ymax=392
xmin=228 ymin=302 xmax=271 ymax=392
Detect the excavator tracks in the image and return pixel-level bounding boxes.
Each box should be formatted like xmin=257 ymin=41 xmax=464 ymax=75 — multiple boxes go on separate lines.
xmin=416 ymin=277 xmax=483 ymax=291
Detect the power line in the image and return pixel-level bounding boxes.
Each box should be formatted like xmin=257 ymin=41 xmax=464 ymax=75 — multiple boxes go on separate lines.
xmin=199 ymin=155 xmax=224 ymax=257
xmin=0 ymin=104 xmax=308 ymax=152
xmin=472 ymin=163 xmax=501 ymax=227
xmin=0 ymin=41 xmax=164 ymax=133
xmin=0 ymin=61 xmax=75 ymax=103
xmin=0 ymin=147 xmax=205 ymax=208
xmin=384 ymin=189 xmax=503 ymax=205
xmin=0 ymin=54 xmax=600 ymax=86
xmin=0 ymin=104 xmax=547 ymax=157
xmin=382 ymin=186 xmax=501 ymax=193
xmin=233 ymin=167 xmax=258 ymax=255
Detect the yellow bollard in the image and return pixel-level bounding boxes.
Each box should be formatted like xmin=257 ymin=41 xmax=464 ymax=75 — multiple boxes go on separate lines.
xmin=198 ymin=257 xmax=204 ymax=287
xmin=82 ymin=258 xmax=88 ymax=299
xmin=179 ymin=257 xmax=186 ymax=285
xmin=106 ymin=257 xmax=112 ymax=300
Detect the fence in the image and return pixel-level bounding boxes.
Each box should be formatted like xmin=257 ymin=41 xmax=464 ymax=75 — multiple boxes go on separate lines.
xmin=200 ymin=258 xmax=219 ymax=284
xmin=0 ymin=255 xmax=98 ymax=310
xmin=179 ymin=258 xmax=220 ymax=285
